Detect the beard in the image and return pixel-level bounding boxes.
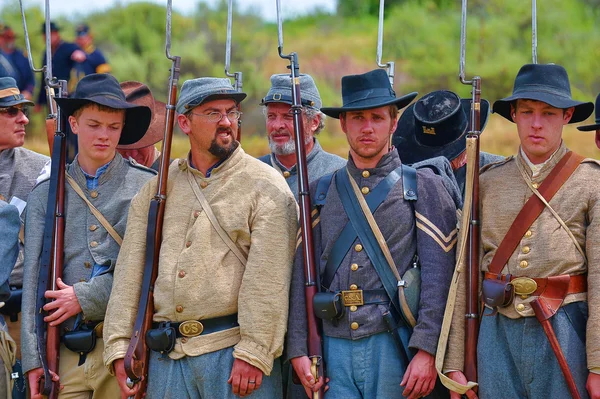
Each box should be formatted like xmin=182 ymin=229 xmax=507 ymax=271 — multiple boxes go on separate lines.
xmin=208 ymin=127 xmax=237 ymax=160
xmin=268 ymin=129 xmax=312 ymax=156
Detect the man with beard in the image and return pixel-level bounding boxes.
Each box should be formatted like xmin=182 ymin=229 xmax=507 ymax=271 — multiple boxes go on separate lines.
xmin=259 ymin=73 xmax=346 ymax=199
xmin=104 ymin=77 xmax=298 ymax=398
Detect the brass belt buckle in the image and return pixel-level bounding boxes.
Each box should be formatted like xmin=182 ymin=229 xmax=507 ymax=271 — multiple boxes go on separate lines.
xmin=179 ymin=320 xmax=204 ymax=337
xmin=511 ymin=277 xmax=538 ymax=299
xmin=341 ymin=290 xmax=364 ymax=306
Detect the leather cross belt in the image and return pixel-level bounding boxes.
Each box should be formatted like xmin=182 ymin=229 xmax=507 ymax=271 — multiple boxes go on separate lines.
xmin=483 ymin=272 xmax=587 ymax=299
xmin=153 ymin=313 xmax=239 ymax=338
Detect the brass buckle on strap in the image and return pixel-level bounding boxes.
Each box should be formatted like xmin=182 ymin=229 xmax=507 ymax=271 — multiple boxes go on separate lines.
xmin=511 ymin=277 xmax=538 ymax=299
xmin=178 ymin=320 xmax=204 ymax=337
xmin=341 ymin=290 xmax=364 ymax=306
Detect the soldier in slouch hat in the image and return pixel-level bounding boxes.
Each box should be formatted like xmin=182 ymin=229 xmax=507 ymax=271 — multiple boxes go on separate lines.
xmin=577 ymin=93 xmax=600 ymax=149
xmin=287 ymin=69 xmax=457 ymax=398
xmin=443 ymin=63 xmax=600 ymax=399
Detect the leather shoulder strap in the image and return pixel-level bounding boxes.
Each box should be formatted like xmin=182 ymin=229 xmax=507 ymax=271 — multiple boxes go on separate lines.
xmin=488 ymin=151 xmax=585 ymax=275
xmin=402 ymin=164 xmax=418 ymax=201
xmin=313 ymin=172 xmax=335 ymax=208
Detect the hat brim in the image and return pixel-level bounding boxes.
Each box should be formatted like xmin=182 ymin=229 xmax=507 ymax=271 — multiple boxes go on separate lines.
xmin=0 ymin=97 xmax=34 ymax=107
xmin=577 ymin=123 xmax=600 ymax=132
xmin=117 ymin=100 xmax=167 ymax=149
xmin=321 ymin=92 xmax=418 ymax=119
xmin=393 ymin=99 xmax=490 ymax=164
xmin=492 ymin=92 xmax=594 ymax=124
xmin=55 ymin=97 xmax=152 ymax=146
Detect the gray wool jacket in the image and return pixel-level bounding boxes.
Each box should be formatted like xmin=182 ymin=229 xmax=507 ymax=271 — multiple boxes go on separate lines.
xmin=20 ymin=153 xmax=155 ymax=374
xmin=287 ymin=150 xmax=457 ymax=360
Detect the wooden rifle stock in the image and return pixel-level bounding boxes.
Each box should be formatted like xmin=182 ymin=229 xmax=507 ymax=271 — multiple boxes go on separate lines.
xmin=464 ymin=77 xmax=481 ymax=387
xmin=284 ymin=52 xmax=325 ymax=399
xmin=123 ymin=56 xmax=180 ymax=398
xmin=36 ymin=80 xmax=68 ymax=399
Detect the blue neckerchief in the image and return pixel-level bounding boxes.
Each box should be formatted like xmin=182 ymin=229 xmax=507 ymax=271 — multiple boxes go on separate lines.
xmin=80 ymin=160 xmax=112 ymax=190
xmin=189 ymin=156 xmax=227 ymax=178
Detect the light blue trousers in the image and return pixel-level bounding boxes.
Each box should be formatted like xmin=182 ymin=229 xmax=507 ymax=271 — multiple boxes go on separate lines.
xmin=146 ymin=346 xmax=283 ymax=399
xmin=478 ymin=302 xmax=589 ymax=399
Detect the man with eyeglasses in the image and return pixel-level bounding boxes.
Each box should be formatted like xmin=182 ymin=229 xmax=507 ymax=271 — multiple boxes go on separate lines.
xmin=0 ymin=76 xmax=49 ymax=398
xmin=104 ymin=77 xmax=298 ymax=399
xmin=259 ymin=74 xmax=346 ymax=200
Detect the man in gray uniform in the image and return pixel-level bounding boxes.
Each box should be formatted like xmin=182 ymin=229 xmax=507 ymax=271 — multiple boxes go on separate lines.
xmin=287 ymin=69 xmax=457 ymax=399
xmin=259 ymin=73 xmax=346 ymax=199
xmin=21 ymin=73 xmax=155 ymax=399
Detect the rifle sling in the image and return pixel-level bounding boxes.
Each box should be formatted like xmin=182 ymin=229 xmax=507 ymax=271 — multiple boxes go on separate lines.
xmin=488 ymin=151 xmax=584 ymax=275
xmin=321 ymin=166 xmax=405 ymax=289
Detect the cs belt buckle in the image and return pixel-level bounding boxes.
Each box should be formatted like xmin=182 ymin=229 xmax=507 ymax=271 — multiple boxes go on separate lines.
xmin=179 ymin=320 xmax=204 ymax=337
xmin=341 ymin=290 xmax=364 ymax=306
xmin=511 ymin=277 xmax=537 ymax=299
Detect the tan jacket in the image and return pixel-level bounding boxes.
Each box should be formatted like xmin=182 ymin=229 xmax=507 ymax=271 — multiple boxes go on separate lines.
xmin=103 ymin=146 xmax=298 ymax=375
xmin=445 ymin=143 xmax=600 ymax=372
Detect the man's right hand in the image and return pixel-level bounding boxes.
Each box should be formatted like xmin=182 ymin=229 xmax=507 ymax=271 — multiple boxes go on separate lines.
xmin=114 ymin=358 xmax=139 ymax=399
xmin=447 ymin=370 xmax=478 ymax=399
xmin=27 ymin=367 xmax=60 ymax=399
xmin=290 ymin=356 xmax=327 ymax=398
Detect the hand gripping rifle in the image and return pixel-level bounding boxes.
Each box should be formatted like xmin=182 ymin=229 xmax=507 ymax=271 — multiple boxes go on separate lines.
xmin=276 ymin=1 xmax=324 ymax=397
xmin=123 ymin=1 xmax=180 ymax=397
xmin=224 ymin=0 xmax=243 ymax=141
xmin=26 ymin=1 xmax=69 ymax=396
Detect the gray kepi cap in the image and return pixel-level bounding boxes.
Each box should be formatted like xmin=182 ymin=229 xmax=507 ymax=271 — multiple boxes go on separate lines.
xmin=260 ymin=73 xmax=322 ymax=110
xmin=176 ymin=77 xmax=247 ymax=115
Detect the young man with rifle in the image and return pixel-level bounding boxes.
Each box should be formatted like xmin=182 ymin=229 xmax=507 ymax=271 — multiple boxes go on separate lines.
xmin=287 ymin=68 xmax=457 ymax=399
xmin=444 ymin=63 xmax=600 ymax=399
xmin=259 ymin=73 xmax=346 ymax=199
xmin=21 ymin=73 xmax=154 ymax=399
xmin=103 ymin=77 xmax=298 ymax=398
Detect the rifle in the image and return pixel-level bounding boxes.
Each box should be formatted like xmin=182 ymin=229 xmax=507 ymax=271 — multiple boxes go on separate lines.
xmin=123 ymin=1 xmax=180 ymax=397
xmin=376 ymin=0 xmax=395 ymax=86
xmin=276 ymin=1 xmax=324 ymax=397
xmin=224 ymin=0 xmax=243 ymax=141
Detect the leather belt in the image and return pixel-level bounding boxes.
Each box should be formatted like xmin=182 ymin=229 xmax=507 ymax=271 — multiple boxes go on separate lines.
xmin=340 ymin=289 xmax=389 ymax=307
xmin=153 ymin=314 xmax=239 ymax=338
xmin=483 ymin=273 xmax=587 ymax=299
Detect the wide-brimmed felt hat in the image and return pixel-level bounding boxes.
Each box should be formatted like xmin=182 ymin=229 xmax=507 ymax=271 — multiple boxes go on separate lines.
xmin=55 ymin=74 xmax=151 ymax=146
xmin=176 ymin=77 xmax=246 ymax=115
xmin=493 ymin=63 xmax=593 ymax=124
xmin=393 ymin=90 xmax=490 ymax=164
xmin=577 ymin=93 xmax=600 ymax=131
xmin=117 ymin=81 xmax=166 ymax=150
xmin=260 ymin=73 xmax=321 ymax=110
xmin=321 ymin=69 xmax=417 ymax=119
xmin=0 ymin=77 xmax=34 ymax=107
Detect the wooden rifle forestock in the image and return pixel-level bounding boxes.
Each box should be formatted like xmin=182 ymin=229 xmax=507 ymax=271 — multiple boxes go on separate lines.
xmin=464 ymin=77 xmax=481 ymax=387
xmin=287 ymin=53 xmax=324 ymax=399
xmin=124 ymin=56 xmax=180 ymax=399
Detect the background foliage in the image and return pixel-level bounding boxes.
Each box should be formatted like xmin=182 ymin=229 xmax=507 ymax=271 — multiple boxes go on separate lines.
xmin=1 ymin=0 xmax=600 ymax=158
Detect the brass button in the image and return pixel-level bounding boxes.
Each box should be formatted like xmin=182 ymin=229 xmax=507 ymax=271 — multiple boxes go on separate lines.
xmin=354 ymin=244 xmax=363 ymax=252
xmin=185 ymin=241 xmax=192 ymax=248
xmin=361 ymin=187 xmax=370 ymax=195
xmin=516 ymin=304 xmax=526 ymax=311
xmin=176 ymin=305 xmax=183 ymax=313
xmin=193 ymin=210 xmax=200 ymax=218
xmin=89 ymin=224 xmax=98 ymax=232
xmin=283 ymin=171 xmax=291 ymax=178
xmin=349 ymin=284 xmax=358 ymax=290
xmin=524 ymin=230 xmax=532 ymax=238
xmin=90 ymin=241 xmax=98 ymax=248
xmin=200 ymin=181 xmax=208 ymax=188
xmin=350 ymin=263 xmax=359 ymax=271
xmin=522 ymin=246 xmax=530 ymax=254
xmin=362 ymin=170 xmax=370 ymax=178
xmin=181 ymin=337 xmax=188 ymax=344
xmin=80 ymin=278 xmax=86 ymax=282
xmin=84 ymin=262 xmax=91 ymax=269
xmin=350 ymin=305 xmax=358 ymax=312
xmin=519 ymin=260 xmax=528 ymax=268
xmin=178 ymin=271 xmax=186 ymax=278
xmin=350 ymin=322 xmax=359 ymax=330
xmin=532 ymin=183 xmax=539 ymax=189
xmin=90 ymin=190 xmax=98 ymax=199
xmin=0 ymin=194 xmax=5 ymax=201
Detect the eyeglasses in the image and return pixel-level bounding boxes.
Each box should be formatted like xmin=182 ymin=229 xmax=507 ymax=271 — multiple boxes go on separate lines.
xmin=189 ymin=110 xmax=242 ymax=123
xmin=0 ymin=106 xmax=30 ymax=118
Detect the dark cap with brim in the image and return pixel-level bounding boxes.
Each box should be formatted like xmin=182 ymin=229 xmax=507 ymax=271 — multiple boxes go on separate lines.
xmin=577 ymin=93 xmax=600 ymax=131
xmin=55 ymin=74 xmax=151 ymax=146
xmin=492 ymin=63 xmax=593 ymax=124
xmin=0 ymin=77 xmax=34 ymax=107
xmin=321 ymin=69 xmax=417 ymax=119
xmin=176 ymin=77 xmax=246 ymax=114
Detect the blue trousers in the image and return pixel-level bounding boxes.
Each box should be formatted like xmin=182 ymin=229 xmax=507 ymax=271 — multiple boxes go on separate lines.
xmin=478 ymin=302 xmax=589 ymax=399
xmin=146 ymin=346 xmax=283 ymax=399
